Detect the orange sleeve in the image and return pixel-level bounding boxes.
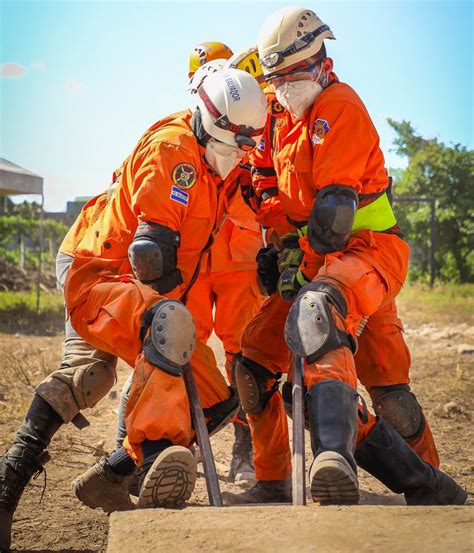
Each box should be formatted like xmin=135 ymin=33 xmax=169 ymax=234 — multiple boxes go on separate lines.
xmin=130 ymin=141 xmax=199 ymax=232
xmin=310 ymin=101 xmax=379 ymax=194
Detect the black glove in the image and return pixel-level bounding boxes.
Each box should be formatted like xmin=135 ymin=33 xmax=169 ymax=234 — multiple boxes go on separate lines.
xmin=256 ymin=245 xmax=280 ymax=296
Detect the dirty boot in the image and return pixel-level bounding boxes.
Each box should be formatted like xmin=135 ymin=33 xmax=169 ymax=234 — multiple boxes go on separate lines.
xmin=307 ymin=379 xmax=360 ymax=505
xmin=222 ymin=478 xmax=292 ymax=505
xmin=228 ymin=422 xmax=255 ymax=486
xmin=355 ymin=417 xmax=468 ymax=505
xmin=72 ymin=455 xmax=135 ymax=513
xmin=137 ymin=442 xmax=197 ymax=509
xmin=0 ymin=395 xmax=62 ymax=552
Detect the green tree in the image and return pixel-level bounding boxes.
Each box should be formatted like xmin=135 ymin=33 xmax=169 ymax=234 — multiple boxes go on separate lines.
xmin=388 ymin=119 xmax=474 ymax=283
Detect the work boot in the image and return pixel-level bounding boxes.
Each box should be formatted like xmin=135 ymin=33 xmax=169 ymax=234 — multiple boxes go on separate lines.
xmin=72 ymin=457 xmax=135 ymax=513
xmin=355 ymin=417 xmax=468 ymax=505
xmin=0 ymin=395 xmax=62 ymax=552
xmin=222 ymin=478 xmax=292 ymax=505
xmin=307 ymin=379 xmax=360 ymax=505
xmin=228 ymin=422 xmax=255 ymax=486
xmin=137 ymin=444 xmax=197 ymax=509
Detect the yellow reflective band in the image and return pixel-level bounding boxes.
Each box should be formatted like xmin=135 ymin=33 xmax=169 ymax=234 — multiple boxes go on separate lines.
xmin=296 ymin=268 xmax=310 ymax=287
xmin=296 ymin=226 xmax=308 ymax=238
xmin=352 ymin=192 xmax=397 ymax=233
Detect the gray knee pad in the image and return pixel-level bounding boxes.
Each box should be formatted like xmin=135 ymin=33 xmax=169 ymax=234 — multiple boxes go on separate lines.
xmin=284 ymin=281 xmax=355 ymax=363
xmin=142 ymin=300 xmax=196 ymax=376
xmin=36 ymin=338 xmax=118 ymax=423
xmin=370 ymin=385 xmax=424 ymax=439
xmin=234 ymin=356 xmax=281 ymax=415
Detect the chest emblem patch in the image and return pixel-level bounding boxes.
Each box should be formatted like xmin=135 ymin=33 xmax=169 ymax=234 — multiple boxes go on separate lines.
xmin=172 ymin=162 xmax=197 ymax=190
xmin=312 ymin=119 xmax=330 ymax=145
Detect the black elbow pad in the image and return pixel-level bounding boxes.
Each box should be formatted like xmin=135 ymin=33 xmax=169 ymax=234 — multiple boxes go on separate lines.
xmin=307 ymin=185 xmax=359 ymax=254
xmin=128 ymin=222 xmax=182 ymax=294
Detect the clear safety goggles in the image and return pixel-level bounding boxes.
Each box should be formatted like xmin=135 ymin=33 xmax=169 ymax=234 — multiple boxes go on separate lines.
xmin=266 ymin=60 xmax=322 ymax=90
xmin=261 ymin=24 xmax=330 ymax=70
xmin=197 ymin=84 xmax=264 ymax=152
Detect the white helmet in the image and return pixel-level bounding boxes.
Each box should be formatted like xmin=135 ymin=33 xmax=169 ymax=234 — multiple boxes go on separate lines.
xmin=188 ymin=59 xmax=225 ymax=105
xmin=194 ymin=68 xmax=267 ymax=150
xmin=258 ymin=6 xmax=335 ymax=76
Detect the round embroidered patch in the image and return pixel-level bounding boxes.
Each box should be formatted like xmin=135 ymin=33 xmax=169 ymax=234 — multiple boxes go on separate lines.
xmin=312 ymin=119 xmax=330 ymax=145
xmin=172 ymin=162 xmax=197 ymax=190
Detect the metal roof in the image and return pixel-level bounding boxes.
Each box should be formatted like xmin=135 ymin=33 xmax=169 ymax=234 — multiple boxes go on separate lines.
xmin=0 ymin=158 xmax=43 ymax=195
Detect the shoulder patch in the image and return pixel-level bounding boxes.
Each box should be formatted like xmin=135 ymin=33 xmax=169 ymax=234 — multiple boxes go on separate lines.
xmin=172 ymin=162 xmax=197 ymax=190
xmin=170 ymin=185 xmax=189 ymax=206
xmin=312 ymin=119 xmax=330 ymax=145
xmin=270 ymin=99 xmax=285 ymax=117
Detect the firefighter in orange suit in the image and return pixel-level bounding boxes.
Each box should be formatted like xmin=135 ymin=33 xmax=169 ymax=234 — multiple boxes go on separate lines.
xmin=63 ymin=69 xmax=266 ymax=512
xmin=225 ymin=7 xmax=466 ymax=507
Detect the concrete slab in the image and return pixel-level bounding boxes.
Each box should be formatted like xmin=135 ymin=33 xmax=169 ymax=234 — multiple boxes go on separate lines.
xmin=107 ymin=505 xmax=473 ymax=553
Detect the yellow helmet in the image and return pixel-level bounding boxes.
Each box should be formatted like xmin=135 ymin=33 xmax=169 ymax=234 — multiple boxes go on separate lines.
xmin=224 ymin=46 xmax=267 ymax=89
xmin=189 ymin=42 xmax=233 ymax=77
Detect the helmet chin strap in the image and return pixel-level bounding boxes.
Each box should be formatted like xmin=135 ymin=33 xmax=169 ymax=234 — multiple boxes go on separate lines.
xmin=191 ymin=108 xmax=212 ymax=147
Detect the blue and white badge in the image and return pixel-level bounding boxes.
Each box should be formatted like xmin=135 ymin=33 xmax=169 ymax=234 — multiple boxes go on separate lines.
xmin=257 ymin=137 xmax=266 ymax=151
xmin=170 ymin=185 xmax=189 ymax=206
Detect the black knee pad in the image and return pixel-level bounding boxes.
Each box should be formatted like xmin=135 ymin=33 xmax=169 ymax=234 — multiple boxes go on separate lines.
xmin=234 ymin=357 xmax=281 ymax=415
xmin=370 ymin=385 xmax=424 ymax=439
xmin=284 ymin=281 xmax=356 ymax=363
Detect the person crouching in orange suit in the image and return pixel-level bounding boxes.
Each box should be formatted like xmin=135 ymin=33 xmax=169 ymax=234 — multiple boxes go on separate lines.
xmin=224 ymin=7 xmax=467 ymax=507
xmin=186 ymin=186 xmax=266 ymax=484
xmin=64 ymin=68 xmax=267 ymax=511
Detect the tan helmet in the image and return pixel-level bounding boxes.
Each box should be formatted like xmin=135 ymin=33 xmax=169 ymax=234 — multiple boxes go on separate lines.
xmin=258 ymin=7 xmax=335 ymax=76
xmin=224 ymin=46 xmax=267 ymax=89
xmin=189 ymin=42 xmax=233 ymax=77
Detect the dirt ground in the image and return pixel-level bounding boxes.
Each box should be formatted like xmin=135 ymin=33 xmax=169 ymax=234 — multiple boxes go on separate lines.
xmin=0 ymin=293 xmax=473 ymax=552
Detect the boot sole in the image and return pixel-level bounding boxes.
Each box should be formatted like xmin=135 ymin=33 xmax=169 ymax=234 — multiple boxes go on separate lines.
xmin=310 ymin=451 xmax=359 ymax=505
xmin=137 ymin=446 xmax=197 ymax=509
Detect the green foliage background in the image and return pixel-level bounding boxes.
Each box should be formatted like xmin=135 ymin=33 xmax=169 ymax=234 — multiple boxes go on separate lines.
xmin=388 ymin=119 xmax=474 ymax=283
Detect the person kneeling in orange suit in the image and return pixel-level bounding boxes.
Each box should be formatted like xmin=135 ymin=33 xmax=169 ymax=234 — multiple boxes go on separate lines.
xmin=224 ymin=7 xmax=466 ymax=507
xmin=65 ymin=68 xmax=267 ymax=511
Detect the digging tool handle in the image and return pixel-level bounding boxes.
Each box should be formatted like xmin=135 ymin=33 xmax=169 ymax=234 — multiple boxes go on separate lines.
xmin=183 ymin=363 xmax=223 ymax=507
xmin=292 ymin=354 xmax=306 ymax=506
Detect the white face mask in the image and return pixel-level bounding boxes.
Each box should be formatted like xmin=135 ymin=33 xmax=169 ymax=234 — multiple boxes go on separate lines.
xmin=205 ymin=138 xmax=246 ymax=179
xmin=275 ymin=64 xmax=325 ymax=120
xmin=276 ymin=80 xmax=323 ymax=120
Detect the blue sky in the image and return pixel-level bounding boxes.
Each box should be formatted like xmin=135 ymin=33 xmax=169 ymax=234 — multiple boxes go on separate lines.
xmin=1 ymin=0 xmax=472 ymax=211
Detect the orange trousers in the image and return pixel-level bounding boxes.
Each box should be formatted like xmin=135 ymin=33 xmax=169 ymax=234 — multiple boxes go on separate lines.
xmin=186 ymin=269 xmax=265 ymax=381
xmin=241 ymin=231 xmax=439 ymax=481
xmin=66 ymin=259 xmax=231 ymax=464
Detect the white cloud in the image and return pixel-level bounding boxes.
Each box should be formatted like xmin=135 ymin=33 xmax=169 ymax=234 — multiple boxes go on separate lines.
xmin=64 ymin=79 xmax=88 ymax=93
xmin=1 ymin=63 xmax=28 ymax=78
xmin=31 ymin=62 xmax=46 ymax=72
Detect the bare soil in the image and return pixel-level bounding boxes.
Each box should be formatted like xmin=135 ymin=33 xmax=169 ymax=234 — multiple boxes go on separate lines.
xmin=1 ymin=296 xmax=473 ymax=552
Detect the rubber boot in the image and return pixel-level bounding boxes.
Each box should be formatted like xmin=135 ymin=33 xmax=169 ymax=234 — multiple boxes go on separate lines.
xmin=355 ymin=417 xmax=468 ymax=505
xmin=228 ymin=419 xmax=255 ymax=486
xmin=72 ymin=456 xmax=135 ymax=513
xmin=137 ymin=440 xmax=197 ymax=509
xmin=222 ymin=478 xmax=292 ymax=505
xmin=0 ymin=395 xmax=63 ymax=552
xmin=307 ymin=379 xmax=360 ymax=505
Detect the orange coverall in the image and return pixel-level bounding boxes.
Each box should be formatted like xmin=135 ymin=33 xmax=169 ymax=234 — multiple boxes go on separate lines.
xmin=241 ymin=75 xmax=439 ymax=481
xmin=65 ymin=111 xmax=239 ymax=463
xmin=186 ymin=189 xmax=265 ymax=383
